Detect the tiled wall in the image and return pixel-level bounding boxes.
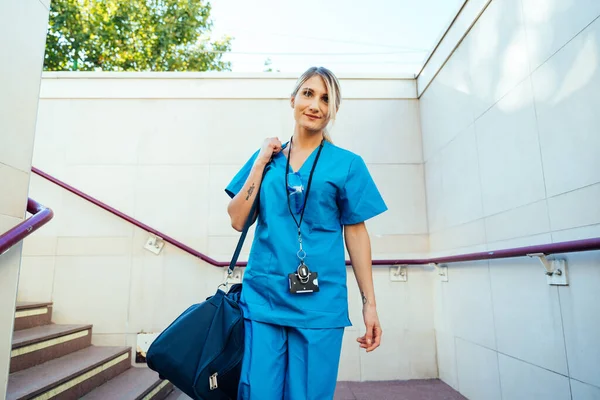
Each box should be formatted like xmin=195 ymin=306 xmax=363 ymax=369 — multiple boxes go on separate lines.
xmin=421 ymin=0 xmax=600 ymax=398
xmin=21 ymin=75 xmax=436 ymax=381
xmin=0 ymin=0 xmax=50 ymax=395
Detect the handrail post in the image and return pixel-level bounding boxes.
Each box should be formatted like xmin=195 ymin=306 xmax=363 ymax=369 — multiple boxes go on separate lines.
xmin=527 ymin=253 xmax=568 ymax=286
xmin=432 ymin=263 xmax=448 ymax=282
xmin=390 ymin=265 xmax=408 ymax=282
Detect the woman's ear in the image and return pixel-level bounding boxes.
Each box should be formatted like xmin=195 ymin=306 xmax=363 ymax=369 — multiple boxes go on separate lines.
xmin=290 ymin=97 xmax=295 ymax=108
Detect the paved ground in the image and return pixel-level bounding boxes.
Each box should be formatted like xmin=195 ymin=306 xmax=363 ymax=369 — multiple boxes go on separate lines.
xmin=335 ymin=379 xmax=466 ymax=400
xmin=169 ymin=379 xmax=466 ymax=399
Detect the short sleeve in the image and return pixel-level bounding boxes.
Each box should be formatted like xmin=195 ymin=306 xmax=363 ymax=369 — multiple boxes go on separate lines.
xmin=339 ymin=156 xmax=388 ymax=225
xmin=225 ymin=150 xmax=260 ymax=199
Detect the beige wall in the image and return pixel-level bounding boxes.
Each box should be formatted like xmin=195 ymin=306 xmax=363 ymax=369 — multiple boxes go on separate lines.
xmin=0 ymin=0 xmax=50 ymax=397
xmin=20 ymin=73 xmax=436 ymax=381
xmin=420 ymin=0 xmax=600 ymax=398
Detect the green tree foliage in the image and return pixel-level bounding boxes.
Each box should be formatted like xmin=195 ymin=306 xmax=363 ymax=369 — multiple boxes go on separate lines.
xmin=263 ymin=57 xmax=280 ymax=72
xmin=44 ymin=0 xmax=233 ymax=71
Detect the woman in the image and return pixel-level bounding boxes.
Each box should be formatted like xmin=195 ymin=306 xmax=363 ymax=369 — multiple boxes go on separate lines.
xmin=225 ymin=66 xmax=387 ymax=400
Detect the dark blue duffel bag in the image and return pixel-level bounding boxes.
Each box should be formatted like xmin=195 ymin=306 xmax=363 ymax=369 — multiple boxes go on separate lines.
xmin=146 ymin=164 xmax=266 ymax=399
xmin=146 ymin=284 xmax=245 ymax=400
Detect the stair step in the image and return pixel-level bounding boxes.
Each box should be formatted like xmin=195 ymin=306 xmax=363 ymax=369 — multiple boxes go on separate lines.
xmin=16 ymin=302 xmax=53 ymax=311
xmin=7 ymin=346 xmax=131 ymax=400
xmin=14 ymin=302 xmax=52 ymax=331
xmin=164 ymin=389 xmax=192 ymax=400
xmin=12 ymin=324 xmax=92 ymax=349
xmin=81 ymin=367 xmax=173 ymax=400
xmin=11 ymin=324 xmax=93 ymax=373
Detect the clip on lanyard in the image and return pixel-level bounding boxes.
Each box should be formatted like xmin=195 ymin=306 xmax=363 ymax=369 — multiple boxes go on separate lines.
xmin=285 ymin=136 xmax=324 ymax=269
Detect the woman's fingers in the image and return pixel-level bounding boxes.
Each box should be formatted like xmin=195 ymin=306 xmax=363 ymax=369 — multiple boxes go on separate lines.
xmin=258 ymin=137 xmax=282 ymax=161
xmin=269 ymin=137 xmax=282 ymax=154
xmin=357 ymin=326 xmax=382 ymax=352
xmin=367 ymin=327 xmax=382 ymax=352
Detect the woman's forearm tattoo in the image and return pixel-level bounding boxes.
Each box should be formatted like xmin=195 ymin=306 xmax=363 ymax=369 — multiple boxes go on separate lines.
xmin=361 ymin=291 xmax=367 ymax=305
xmin=246 ymin=183 xmax=255 ymax=200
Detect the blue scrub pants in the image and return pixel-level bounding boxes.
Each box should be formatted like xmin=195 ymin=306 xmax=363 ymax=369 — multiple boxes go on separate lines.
xmin=237 ymin=319 xmax=344 ymax=400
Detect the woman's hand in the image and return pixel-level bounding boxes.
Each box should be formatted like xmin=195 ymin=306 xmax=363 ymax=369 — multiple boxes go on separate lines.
xmin=256 ymin=137 xmax=282 ymax=166
xmin=357 ymin=304 xmax=382 ymax=352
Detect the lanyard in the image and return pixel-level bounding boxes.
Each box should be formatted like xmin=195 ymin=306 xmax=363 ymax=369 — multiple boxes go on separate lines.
xmin=285 ymin=137 xmax=324 ymax=262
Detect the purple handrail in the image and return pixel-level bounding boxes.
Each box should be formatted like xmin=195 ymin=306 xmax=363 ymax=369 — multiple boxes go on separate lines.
xmin=32 ymin=167 xmax=600 ymax=267
xmin=369 ymin=237 xmax=600 ymax=266
xmin=0 ymin=198 xmax=54 ymax=255
xmin=31 ymin=167 xmax=228 ymax=266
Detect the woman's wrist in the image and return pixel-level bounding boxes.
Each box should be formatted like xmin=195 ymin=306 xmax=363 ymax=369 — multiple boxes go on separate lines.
xmin=361 ymin=292 xmax=376 ymax=308
xmin=252 ymin=157 xmax=269 ymax=169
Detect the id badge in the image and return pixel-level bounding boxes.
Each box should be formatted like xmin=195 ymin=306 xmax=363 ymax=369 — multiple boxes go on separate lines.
xmin=288 ymin=263 xmax=319 ymax=294
xmin=288 ymin=271 xmax=319 ymax=293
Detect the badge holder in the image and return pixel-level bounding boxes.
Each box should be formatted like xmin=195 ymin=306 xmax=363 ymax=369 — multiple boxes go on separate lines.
xmin=285 ymin=137 xmax=323 ymax=295
xmin=288 ymin=232 xmax=319 ymax=294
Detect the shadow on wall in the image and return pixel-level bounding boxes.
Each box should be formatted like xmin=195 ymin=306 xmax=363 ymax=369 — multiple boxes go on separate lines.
xmin=435 ymin=0 xmax=599 ymax=115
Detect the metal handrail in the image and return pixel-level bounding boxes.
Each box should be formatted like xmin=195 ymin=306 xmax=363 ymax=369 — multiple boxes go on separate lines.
xmin=31 ymin=166 xmax=600 ymax=267
xmin=31 ymin=167 xmax=226 ymax=266
xmin=374 ymin=237 xmax=600 ymax=266
xmin=0 ymin=198 xmax=54 ymax=256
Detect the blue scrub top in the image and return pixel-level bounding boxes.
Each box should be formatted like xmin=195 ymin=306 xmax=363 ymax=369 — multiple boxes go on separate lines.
xmin=225 ymin=141 xmax=388 ymax=329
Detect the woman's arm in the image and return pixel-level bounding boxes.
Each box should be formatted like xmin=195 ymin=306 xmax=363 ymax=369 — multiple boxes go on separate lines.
xmin=227 ymin=137 xmax=281 ymax=231
xmin=344 ymin=222 xmax=382 ymax=352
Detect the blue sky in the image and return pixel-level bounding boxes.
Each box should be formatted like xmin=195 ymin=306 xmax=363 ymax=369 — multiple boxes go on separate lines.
xmin=210 ymin=0 xmax=465 ymax=73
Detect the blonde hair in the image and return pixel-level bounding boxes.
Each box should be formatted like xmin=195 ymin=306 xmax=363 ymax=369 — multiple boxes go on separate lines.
xmin=291 ymin=66 xmax=342 ymax=143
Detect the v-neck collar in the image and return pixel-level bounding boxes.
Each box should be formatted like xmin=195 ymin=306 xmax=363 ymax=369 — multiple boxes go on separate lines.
xmin=280 ymin=140 xmax=326 ymax=174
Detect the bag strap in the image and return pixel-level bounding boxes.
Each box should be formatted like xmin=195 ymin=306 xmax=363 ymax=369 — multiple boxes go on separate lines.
xmin=227 ymin=163 xmax=269 ymax=276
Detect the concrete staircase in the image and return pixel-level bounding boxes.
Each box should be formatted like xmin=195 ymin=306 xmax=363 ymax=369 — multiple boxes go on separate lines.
xmin=7 ymin=302 xmax=176 ymax=400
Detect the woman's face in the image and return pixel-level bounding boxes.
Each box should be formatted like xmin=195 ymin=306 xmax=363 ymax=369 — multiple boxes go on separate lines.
xmin=291 ymin=75 xmax=330 ymax=132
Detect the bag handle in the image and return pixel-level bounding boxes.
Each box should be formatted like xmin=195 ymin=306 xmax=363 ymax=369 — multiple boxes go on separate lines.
xmin=226 ymin=163 xmax=269 ymax=277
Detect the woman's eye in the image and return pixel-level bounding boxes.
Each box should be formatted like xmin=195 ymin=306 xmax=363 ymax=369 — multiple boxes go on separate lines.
xmin=303 ymin=90 xmax=311 ymax=97
xmin=322 ymin=96 xmax=329 ymax=104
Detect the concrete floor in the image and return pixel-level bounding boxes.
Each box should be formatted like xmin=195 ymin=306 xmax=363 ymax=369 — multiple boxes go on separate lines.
xmin=335 ymin=379 xmax=466 ymax=400
xmin=168 ymin=379 xmax=466 ymax=399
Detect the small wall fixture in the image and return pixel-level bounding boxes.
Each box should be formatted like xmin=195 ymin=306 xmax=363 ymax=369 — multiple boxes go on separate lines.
xmin=434 ymin=264 xmax=448 ymax=282
xmin=224 ymin=267 xmax=243 ymax=285
xmin=389 ymin=265 xmax=408 ymax=282
xmin=136 ymin=332 xmax=160 ymax=363
xmin=527 ymin=253 xmax=568 ymax=285
xmin=144 ymin=234 xmax=165 ymax=255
